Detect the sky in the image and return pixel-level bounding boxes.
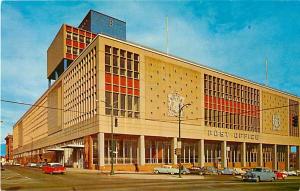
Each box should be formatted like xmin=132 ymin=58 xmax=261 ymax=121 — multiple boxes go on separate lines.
xmin=1 ymin=1 xmax=300 ymax=146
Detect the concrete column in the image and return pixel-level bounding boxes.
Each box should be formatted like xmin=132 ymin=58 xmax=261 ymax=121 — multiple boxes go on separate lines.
xmin=272 ymin=144 xmax=277 ymax=170
xmin=138 ymin=135 xmax=145 ymax=166
xmin=296 ymin=146 xmax=300 ymax=170
xmin=285 ymin=145 xmax=290 ymax=171
xmin=172 ymin=137 xmax=177 ymax=165
xmin=241 ymin=142 xmax=246 ymax=167
xmin=258 ymin=143 xmax=263 ymax=167
xmin=198 ymin=139 xmax=205 ymax=167
xmin=221 ymin=141 xmax=227 ymax=168
xmin=97 ymin=132 xmax=105 ymax=167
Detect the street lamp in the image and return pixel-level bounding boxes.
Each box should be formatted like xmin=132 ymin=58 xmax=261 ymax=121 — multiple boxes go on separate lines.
xmin=178 ymin=103 xmax=191 ymax=178
xmin=100 ymin=100 xmax=118 ymax=175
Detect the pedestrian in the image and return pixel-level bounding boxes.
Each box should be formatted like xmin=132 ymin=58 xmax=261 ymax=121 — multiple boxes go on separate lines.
xmin=134 ymin=162 xmax=139 ymax=172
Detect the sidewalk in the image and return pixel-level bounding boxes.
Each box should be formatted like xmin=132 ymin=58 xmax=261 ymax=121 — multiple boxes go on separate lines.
xmin=66 ymin=168 xmax=205 ymax=179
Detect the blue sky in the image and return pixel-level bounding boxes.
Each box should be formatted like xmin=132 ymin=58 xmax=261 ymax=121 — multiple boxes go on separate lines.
xmin=1 ymin=1 xmax=300 ymax=145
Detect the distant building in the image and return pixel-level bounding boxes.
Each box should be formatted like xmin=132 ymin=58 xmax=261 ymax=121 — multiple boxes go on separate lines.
xmin=5 ymin=135 xmax=13 ymax=163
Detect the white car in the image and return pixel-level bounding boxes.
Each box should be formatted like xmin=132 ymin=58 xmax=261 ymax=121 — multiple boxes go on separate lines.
xmin=287 ymin=170 xmax=297 ymax=176
xmin=233 ymin=168 xmax=246 ymax=175
xmin=26 ymin=163 xmax=37 ymax=167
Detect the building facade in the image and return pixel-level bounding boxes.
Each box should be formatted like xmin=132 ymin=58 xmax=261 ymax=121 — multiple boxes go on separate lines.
xmin=5 ymin=135 xmax=13 ymax=163
xmin=13 ymin=11 xmax=300 ymax=171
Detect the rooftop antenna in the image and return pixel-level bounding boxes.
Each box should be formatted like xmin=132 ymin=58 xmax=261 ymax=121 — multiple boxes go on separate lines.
xmin=265 ymin=58 xmax=268 ymax=86
xmin=165 ymin=16 xmax=169 ymax=54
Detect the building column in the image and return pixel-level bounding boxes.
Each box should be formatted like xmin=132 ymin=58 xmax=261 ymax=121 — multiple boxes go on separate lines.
xmin=138 ymin=135 xmax=145 ymax=166
xmin=258 ymin=143 xmax=263 ymax=167
xmin=272 ymin=144 xmax=277 ymax=170
xmin=97 ymin=132 xmax=105 ymax=167
xmin=172 ymin=137 xmax=177 ymax=165
xmin=198 ymin=139 xmax=205 ymax=167
xmin=241 ymin=142 xmax=246 ymax=167
xmin=296 ymin=146 xmax=300 ymax=170
xmin=221 ymin=141 xmax=227 ymax=168
xmin=285 ymin=145 xmax=290 ymax=171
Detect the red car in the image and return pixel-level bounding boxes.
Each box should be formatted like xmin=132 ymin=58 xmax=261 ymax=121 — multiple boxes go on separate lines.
xmin=42 ymin=163 xmax=66 ymax=174
xmin=274 ymin=171 xmax=286 ymax=180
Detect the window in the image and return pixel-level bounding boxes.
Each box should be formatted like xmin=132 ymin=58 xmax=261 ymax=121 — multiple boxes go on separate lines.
xmin=67 ymin=32 xmax=72 ymax=40
xmin=79 ymin=35 xmax=84 ymax=43
xmin=67 ymin=46 xmax=72 ymax=54
xmin=73 ymin=48 xmax=78 ymax=55
xmin=73 ymin=33 xmax=78 ymax=41
xmin=86 ymin=37 xmax=91 ymax=44
xmin=127 ymin=95 xmax=132 ymax=110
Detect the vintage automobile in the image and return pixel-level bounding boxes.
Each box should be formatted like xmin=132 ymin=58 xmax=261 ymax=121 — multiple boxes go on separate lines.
xmin=26 ymin=163 xmax=37 ymax=167
xmin=153 ymin=165 xmax=190 ymax=175
xmin=219 ymin=168 xmax=238 ymax=175
xmin=42 ymin=163 xmax=66 ymax=174
xmin=287 ymin=170 xmax=297 ymax=176
xmin=242 ymin=167 xmax=276 ymax=182
xmin=274 ymin=170 xmax=286 ymax=180
xmin=202 ymin=166 xmax=219 ymax=175
xmin=233 ymin=168 xmax=246 ymax=175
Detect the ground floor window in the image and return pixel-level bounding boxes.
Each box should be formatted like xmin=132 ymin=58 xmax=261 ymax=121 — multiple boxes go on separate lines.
xmin=104 ymin=138 xmax=137 ymax=164
xmin=246 ymin=144 xmax=257 ymax=163
xmin=205 ymin=142 xmax=221 ymax=163
xmin=145 ymin=140 xmax=172 ymax=164
xmin=92 ymin=136 xmax=98 ymax=165
xmin=262 ymin=146 xmax=272 ymax=162
xmin=277 ymin=146 xmax=286 ymax=162
xmin=227 ymin=143 xmax=241 ymax=163
xmin=178 ymin=142 xmax=198 ymax=164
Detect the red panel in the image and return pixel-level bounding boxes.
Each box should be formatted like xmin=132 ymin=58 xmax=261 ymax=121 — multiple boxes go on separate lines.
xmin=134 ymin=89 xmax=140 ymax=96
xmin=66 ymin=25 xmax=72 ymax=32
xmin=92 ymin=34 xmax=96 ymax=38
xmin=127 ymin=78 xmax=133 ymax=87
xmin=73 ymin=28 xmax=79 ymax=34
xmin=120 ymin=76 xmax=126 ymax=86
xmin=73 ymin=41 xmax=78 ymax=48
xmin=73 ymin=55 xmax=77 ymax=59
xmin=205 ymin=103 xmax=208 ymax=108
xmin=105 ymin=73 xmax=111 ymax=83
xmin=66 ymin=53 xmax=73 ymax=59
xmin=105 ymin=84 xmax=112 ymax=91
xmin=120 ymin=87 xmax=126 ymax=94
xmin=66 ymin=39 xmax=72 ymax=46
xmin=128 ymin=88 xmax=133 ymax=95
xmin=209 ymin=96 xmax=212 ymax=102
xmin=79 ymin=43 xmax=85 ymax=49
xmin=113 ymin=75 xmax=119 ymax=85
xmin=213 ymin=97 xmax=217 ymax=103
xmin=205 ymin=95 xmax=209 ymax=103
xmin=86 ymin=32 xmax=91 ymax=37
xmin=134 ymin=79 xmax=139 ymax=89
xmin=79 ymin=30 xmax=85 ymax=35
xmin=113 ymin=86 xmax=119 ymax=92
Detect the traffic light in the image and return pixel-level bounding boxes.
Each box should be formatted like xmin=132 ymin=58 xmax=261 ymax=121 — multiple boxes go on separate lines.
xmin=292 ymin=116 xmax=298 ymax=127
xmin=115 ymin=118 xmax=118 ymax=127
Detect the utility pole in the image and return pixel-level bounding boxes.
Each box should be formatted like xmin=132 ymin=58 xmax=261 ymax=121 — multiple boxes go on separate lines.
xmin=178 ymin=103 xmax=191 ymax=178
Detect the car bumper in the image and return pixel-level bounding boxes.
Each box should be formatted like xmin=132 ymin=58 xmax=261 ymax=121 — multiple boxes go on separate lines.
xmin=242 ymin=177 xmax=257 ymax=181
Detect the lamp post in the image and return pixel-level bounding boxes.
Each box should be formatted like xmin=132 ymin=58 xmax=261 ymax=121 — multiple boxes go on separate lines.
xmin=178 ymin=103 xmax=191 ymax=178
xmin=101 ymin=100 xmax=118 ymax=175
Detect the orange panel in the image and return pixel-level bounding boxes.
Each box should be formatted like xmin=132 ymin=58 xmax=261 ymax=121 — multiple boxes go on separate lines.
xmin=73 ymin=28 xmax=78 ymax=34
xmin=113 ymin=86 xmax=119 ymax=92
xmin=79 ymin=30 xmax=85 ymax=35
xmin=73 ymin=55 xmax=77 ymax=59
xmin=73 ymin=41 xmax=78 ymax=47
xmin=127 ymin=78 xmax=133 ymax=87
xmin=134 ymin=79 xmax=139 ymax=88
xmin=105 ymin=73 xmax=111 ymax=83
xmin=120 ymin=76 xmax=126 ymax=86
xmin=86 ymin=32 xmax=91 ymax=37
xmin=79 ymin=43 xmax=85 ymax=49
xmin=92 ymin=34 xmax=96 ymax=38
xmin=134 ymin=89 xmax=139 ymax=96
xmin=66 ymin=53 xmax=73 ymax=59
xmin=120 ymin=87 xmax=126 ymax=94
xmin=113 ymin=75 xmax=119 ymax=85
xmin=128 ymin=88 xmax=133 ymax=95
xmin=66 ymin=39 xmax=72 ymax=46
xmin=105 ymin=84 xmax=112 ymax=91
xmin=66 ymin=25 xmax=72 ymax=32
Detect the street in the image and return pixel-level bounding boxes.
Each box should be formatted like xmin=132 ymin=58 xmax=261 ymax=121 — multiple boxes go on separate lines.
xmin=1 ymin=166 xmax=300 ymax=191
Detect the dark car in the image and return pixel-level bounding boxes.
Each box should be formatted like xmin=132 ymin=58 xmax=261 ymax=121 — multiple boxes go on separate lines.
xmin=188 ymin=167 xmax=203 ymax=175
xmin=201 ymin=166 xmax=219 ymax=175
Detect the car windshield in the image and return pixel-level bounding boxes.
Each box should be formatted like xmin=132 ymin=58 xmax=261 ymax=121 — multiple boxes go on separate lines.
xmin=51 ymin=164 xmax=63 ymax=167
xmin=252 ymin=168 xmax=262 ymax=172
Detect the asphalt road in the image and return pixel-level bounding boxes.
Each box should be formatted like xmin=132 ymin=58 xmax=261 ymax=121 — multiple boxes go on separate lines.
xmin=1 ymin=166 xmax=300 ymax=191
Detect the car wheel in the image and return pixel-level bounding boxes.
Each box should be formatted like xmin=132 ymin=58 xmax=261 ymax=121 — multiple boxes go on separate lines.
xmin=154 ymin=170 xmax=159 ymax=174
xmin=256 ymin=177 xmax=260 ymax=182
xmin=233 ymin=172 xmax=236 ymax=176
xmin=271 ymin=177 xmax=275 ymax=182
xmin=182 ymin=172 xmax=186 ymax=175
xmin=171 ymin=172 xmax=175 ymax=175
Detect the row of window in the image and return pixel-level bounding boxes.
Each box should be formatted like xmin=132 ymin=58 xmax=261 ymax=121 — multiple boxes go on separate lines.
xmin=66 ymin=31 xmax=92 ymax=44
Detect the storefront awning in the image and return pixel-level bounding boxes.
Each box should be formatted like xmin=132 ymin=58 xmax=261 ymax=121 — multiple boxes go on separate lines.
xmin=61 ymin=144 xmax=84 ymax=148
xmin=47 ymin=148 xmax=64 ymax=152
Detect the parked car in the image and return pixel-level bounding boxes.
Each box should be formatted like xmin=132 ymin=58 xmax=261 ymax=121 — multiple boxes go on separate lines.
xmin=242 ymin=167 xmax=276 ymax=182
xmin=274 ymin=170 xmax=286 ymax=180
xmin=42 ymin=163 xmax=66 ymax=174
xmin=188 ymin=167 xmax=203 ymax=175
xmin=296 ymin=170 xmax=300 ymax=176
xmin=219 ymin=168 xmax=237 ymax=175
xmin=201 ymin=166 xmax=219 ymax=175
xmin=233 ymin=168 xmax=246 ymax=175
xmin=153 ymin=165 xmax=190 ymax=175
xmin=26 ymin=163 xmax=37 ymax=167
xmin=287 ymin=170 xmax=297 ymax=176
xmin=36 ymin=162 xmax=47 ymax=168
